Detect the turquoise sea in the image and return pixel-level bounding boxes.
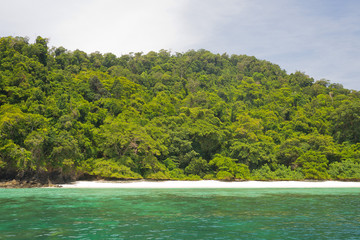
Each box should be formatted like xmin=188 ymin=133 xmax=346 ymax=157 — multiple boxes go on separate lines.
xmin=0 ymin=188 xmax=359 ymax=239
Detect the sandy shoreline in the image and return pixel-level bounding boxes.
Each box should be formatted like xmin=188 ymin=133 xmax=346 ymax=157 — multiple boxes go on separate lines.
xmin=59 ymin=180 xmax=360 ymax=188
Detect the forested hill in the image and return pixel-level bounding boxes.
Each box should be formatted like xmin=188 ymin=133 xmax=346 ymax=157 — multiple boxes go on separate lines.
xmin=1 ymin=36 xmax=360 ymax=183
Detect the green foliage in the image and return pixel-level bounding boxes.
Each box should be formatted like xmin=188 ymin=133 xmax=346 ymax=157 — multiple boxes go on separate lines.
xmin=210 ymin=154 xmax=250 ymax=180
xmin=251 ymin=164 xmax=304 ymax=180
xmin=203 ymin=173 xmax=215 ymax=180
xmin=88 ymin=158 xmax=142 ymax=179
xmin=145 ymin=171 xmax=170 ymax=180
xmin=0 ymin=139 xmax=32 ymax=171
xmin=1 ymin=35 xmax=360 ymax=181
xmin=273 ymin=165 xmax=304 ymax=180
xmin=185 ymin=157 xmax=209 ymax=177
xmin=251 ymin=165 xmax=276 ymax=180
xmin=328 ymin=160 xmax=360 ymax=180
xmin=169 ymin=169 xmax=187 ymax=180
xmin=332 ymin=101 xmax=360 ymax=143
xmin=339 ymin=142 xmax=360 ymax=163
xmin=216 ymin=171 xmax=234 ymax=181
xmin=185 ymin=174 xmax=202 ymax=181
xmin=235 ymin=163 xmax=251 ymax=180
xmin=296 ymin=151 xmax=329 ymax=180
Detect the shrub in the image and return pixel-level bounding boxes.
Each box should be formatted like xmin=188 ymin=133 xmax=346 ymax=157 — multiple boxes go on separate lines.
xmin=273 ymin=165 xmax=304 ymax=180
xmin=89 ymin=158 xmax=142 ymax=179
xmin=203 ymin=173 xmax=216 ymax=180
xmin=251 ymin=165 xmax=276 ymax=180
xmin=296 ymin=151 xmax=329 ymax=180
xmin=169 ymin=169 xmax=187 ymax=180
xmin=328 ymin=160 xmax=360 ymax=180
xmin=235 ymin=163 xmax=251 ymax=180
xmin=185 ymin=157 xmax=209 ymax=177
xmin=216 ymin=171 xmax=233 ymax=181
xmin=184 ymin=174 xmax=202 ymax=181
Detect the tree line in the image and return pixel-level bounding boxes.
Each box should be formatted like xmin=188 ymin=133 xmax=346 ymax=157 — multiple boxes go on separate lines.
xmin=1 ymin=36 xmax=360 ymax=182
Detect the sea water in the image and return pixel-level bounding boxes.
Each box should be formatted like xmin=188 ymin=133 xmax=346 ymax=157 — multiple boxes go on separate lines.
xmin=0 ymin=188 xmax=359 ymax=239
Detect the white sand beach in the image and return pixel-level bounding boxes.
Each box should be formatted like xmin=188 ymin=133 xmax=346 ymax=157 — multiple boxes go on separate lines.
xmin=59 ymin=180 xmax=360 ymax=188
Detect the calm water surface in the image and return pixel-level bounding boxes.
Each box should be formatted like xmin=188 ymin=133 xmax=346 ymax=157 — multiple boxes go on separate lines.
xmin=0 ymin=188 xmax=359 ymax=239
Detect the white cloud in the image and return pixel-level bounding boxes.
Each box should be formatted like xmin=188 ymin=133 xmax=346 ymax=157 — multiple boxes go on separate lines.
xmin=0 ymin=0 xmax=87 ymax=39
xmin=53 ymin=0 xmax=246 ymax=55
xmin=54 ymin=0 xmax=192 ymax=54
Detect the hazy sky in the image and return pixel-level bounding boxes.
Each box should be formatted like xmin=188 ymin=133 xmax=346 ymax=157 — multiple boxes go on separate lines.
xmin=1 ymin=0 xmax=359 ymax=90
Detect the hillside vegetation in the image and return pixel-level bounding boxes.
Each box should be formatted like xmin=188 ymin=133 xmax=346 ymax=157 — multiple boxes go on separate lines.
xmin=1 ymin=36 xmax=360 ymax=182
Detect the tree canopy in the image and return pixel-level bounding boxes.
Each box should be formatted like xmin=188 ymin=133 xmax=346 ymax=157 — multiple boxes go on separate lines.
xmin=1 ymin=36 xmax=359 ymax=182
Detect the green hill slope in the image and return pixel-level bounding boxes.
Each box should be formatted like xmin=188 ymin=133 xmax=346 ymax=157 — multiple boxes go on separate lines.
xmin=1 ymin=36 xmax=360 ymax=183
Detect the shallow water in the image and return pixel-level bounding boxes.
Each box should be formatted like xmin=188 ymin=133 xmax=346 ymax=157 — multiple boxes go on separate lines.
xmin=0 ymin=188 xmax=359 ymax=239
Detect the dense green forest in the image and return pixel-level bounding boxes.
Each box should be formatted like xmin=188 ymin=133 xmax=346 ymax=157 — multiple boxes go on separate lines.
xmin=1 ymin=36 xmax=360 ymax=183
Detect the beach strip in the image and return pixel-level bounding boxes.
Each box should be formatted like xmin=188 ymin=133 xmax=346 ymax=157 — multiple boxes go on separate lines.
xmin=59 ymin=180 xmax=360 ymax=188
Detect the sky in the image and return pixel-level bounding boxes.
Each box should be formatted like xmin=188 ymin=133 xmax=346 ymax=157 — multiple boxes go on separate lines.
xmin=1 ymin=0 xmax=359 ymax=90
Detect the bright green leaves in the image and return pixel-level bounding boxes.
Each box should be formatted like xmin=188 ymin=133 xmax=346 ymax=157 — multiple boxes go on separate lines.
xmin=1 ymin=36 xmax=360 ymax=181
xmin=276 ymin=134 xmax=339 ymax=167
xmin=230 ymin=138 xmax=276 ymax=169
xmin=75 ymin=71 xmax=143 ymax=104
xmin=339 ymin=142 xmax=360 ymax=162
xmin=0 ymin=139 xmax=31 ymax=171
xmin=251 ymin=164 xmax=304 ymax=180
xmin=187 ymin=118 xmax=225 ymax=160
xmin=0 ymin=105 xmax=27 ymax=141
xmin=328 ymin=160 xmax=360 ymax=180
xmin=143 ymin=92 xmax=176 ymax=119
xmin=185 ymin=157 xmax=209 ymax=177
xmin=0 ymin=104 xmax=83 ymax=175
xmin=0 ymin=105 xmax=47 ymax=144
xmin=97 ymin=118 xmax=145 ymax=159
xmin=34 ymin=36 xmax=48 ymax=66
xmin=296 ymin=151 xmax=329 ymax=180
xmin=209 ymin=154 xmax=250 ymax=180
xmin=327 ymin=143 xmax=360 ymax=180
xmin=289 ymin=71 xmax=314 ymax=88
xmin=86 ymin=158 xmax=142 ymax=179
xmin=49 ymin=130 xmax=83 ymax=170
xmin=332 ymin=101 xmax=360 ymax=143
xmin=111 ymin=77 xmax=140 ymax=99
xmin=232 ymin=113 xmax=263 ymax=142
xmin=95 ymin=114 xmax=168 ymax=177
xmin=24 ymin=128 xmax=48 ymax=171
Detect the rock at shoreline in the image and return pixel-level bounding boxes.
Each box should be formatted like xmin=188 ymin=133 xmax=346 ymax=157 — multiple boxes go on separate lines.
xmin=0 ymin=179 xmax=61 ymax=188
